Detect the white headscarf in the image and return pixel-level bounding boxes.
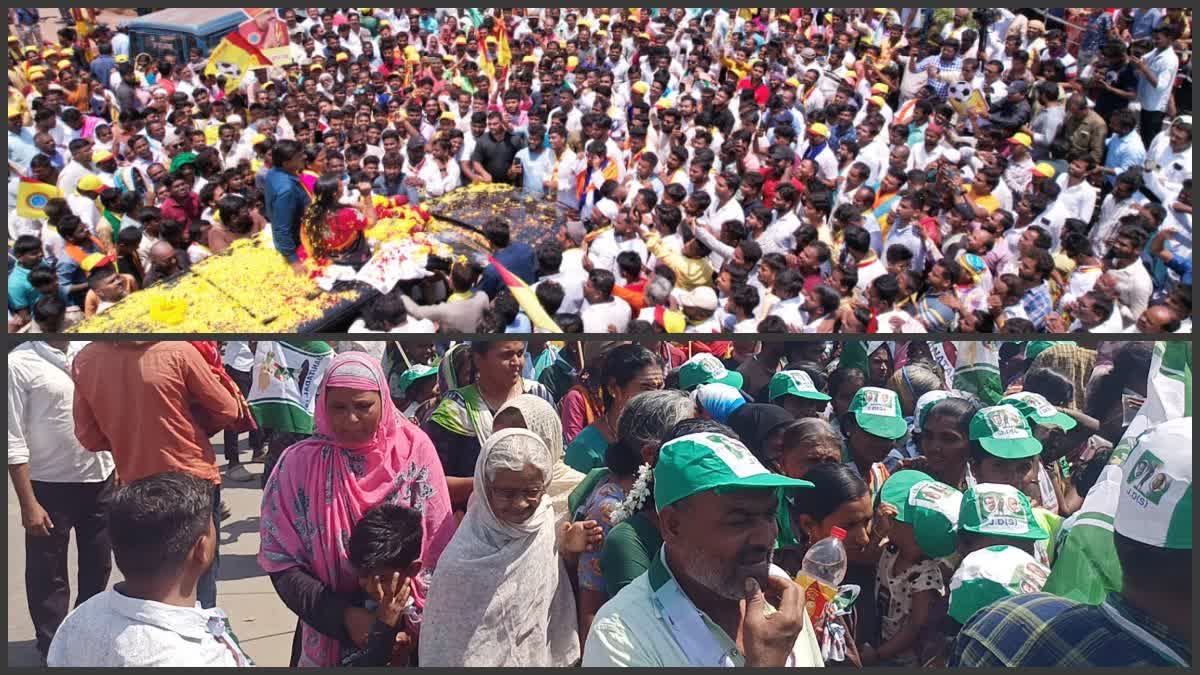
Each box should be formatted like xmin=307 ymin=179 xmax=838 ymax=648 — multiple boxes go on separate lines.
xmin=419 ymin=428 xmax=581 ymax=667
xmin=497 ymin=394 xmax=585 ymax=528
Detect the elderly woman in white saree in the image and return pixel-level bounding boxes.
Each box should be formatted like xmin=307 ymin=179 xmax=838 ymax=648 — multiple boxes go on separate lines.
xmin=492 ymin=394 xmax=586 ymax=529
xmin=419 ymin=428 xmax=601 ymax=667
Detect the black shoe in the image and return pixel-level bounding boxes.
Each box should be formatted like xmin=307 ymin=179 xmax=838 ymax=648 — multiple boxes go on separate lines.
xmin=220 ymin=501 xmax=232 ymax=522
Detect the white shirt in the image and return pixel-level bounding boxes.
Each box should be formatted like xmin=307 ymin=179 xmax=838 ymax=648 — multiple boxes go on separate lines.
xmin=588 ymin=229 xmax=649 ymax=278
xmin=581 ymin=297 xmax=633 ymax=333
xmin=1054 ymin=175 xmax=1098 ymax=230
xmin=874 ymin=309 xmax=926 ymax=334
xmin=1144 ymin=133 xmax=1191 ymax=204
xmin=768 ymin=296 xmax=807 ymax=331
xmin=221 ymin=341 xmax=255 ymax=372
xmin=417 ymin=157 xmax=461 ymax=197
xmin=1136 ymin=46 xmax=1178 ymax=113
xmin=47 ymin=588 xmax=251 ymax=667
xmin=1093 ymin=192 xmax=1148 ymax=253
xmin=533 ymin=271 xmax=586 ymax=315
xmin=8 ymin=342 xmax=115 ymax=484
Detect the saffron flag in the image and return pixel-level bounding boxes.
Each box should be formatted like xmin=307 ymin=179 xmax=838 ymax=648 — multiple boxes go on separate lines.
xmin=16 ymin=178 xmax=61 ymax=219
xmin=488 ymin=256 xmax=561 ymax=333
xmin=205 ymin=31 xmax=273 ymax=94
xmin=496 ymin=22 xmax=512 ymax=68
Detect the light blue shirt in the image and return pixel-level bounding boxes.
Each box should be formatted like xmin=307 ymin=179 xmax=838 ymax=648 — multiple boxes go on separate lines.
xmin=1131 ymin=8 xmax=1164 ymax=40
xmin=884 ymin=222 xmax=926 ymax=273
xmin=1137 ymin=46 xmax=1178 ymax=113
xmin=8 ymin=130 xmax=39 ymax=173
xmin=514 ymin=147 xmax=554 ymax=194
xmin=1104 ymin=130 xmax=1146 ymax=187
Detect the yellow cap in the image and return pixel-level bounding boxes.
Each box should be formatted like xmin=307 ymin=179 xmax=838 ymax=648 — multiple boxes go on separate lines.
xmin=778 ymin=15 xmax=792 ymax=23
xmin=522 ymin=55 xmax=537 ymax=64
xmin=871 ymin=83 xmax=890 ymax=95
xmin=1032 ymin=162 xmax=1055 ymax=178
xmin=485 ymin=36 xmax=498 ymax=44
xmin=567 ymin=55 xmax=579 ymax=71
xmin=596 ymin=29 xmax=607 ymax=37
xmin=76 ymin=174 xmax=104 ymax=192
xmin=251 ymin=133 xmax=268 ymax=145
xmin=42 ymin=48 xmax=57 ymax=58
xmin=638 ymin=32 xmax=651 ymax=39
xmin=1008 ymin=132 xmax=1033 ymax=149
xmin=455 ymin=36 xmax=467 ymax=45
xmin=785 ymin=77 xmax=801 ymax=88
xmin=56 ymin=59 xmax=73 ymax=70
xmin=808 ymin=122 xmax=830 ymax=138
xmin=874 ymin=7 xmax=889 ymax=14
xmin=861 ymin=35 xmax=874 ymax=46
xmin=600 ymin=14 xmax=611 ymax=21
xmin=61 ymin=48 xmax=74 ymax=56
xmin=8 ymin=102 xmax=22 ymax=118
xmin=632 ymin=81 xmax=649 ymax=94
xmin=23 ymin=46 xmax=39 ymax=54
xmin=439 ymin=111 xmax=456 ymax=121
xmin=115 ymin=54 xmax=129 ymax=63
xmin=335 ymin=52 xmax=349 ymax=62
xmin=92 ymin=149 xmax=114 ymax=163
xmin=310 ymin=63 xmax=324 ymax=71
xmin=29 ymin=70 xmax=47 ymax=81
xmin=8 ymin=34 xmax=17 ymax=43
xmin=869 ymin=95 xmax=886 ymax=107
xmin=442 ymin=54 xmax=454 ymax=61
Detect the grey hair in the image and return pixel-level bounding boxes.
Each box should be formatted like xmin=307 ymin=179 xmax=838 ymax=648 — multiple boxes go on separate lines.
xmin=484 ymin=430 xmax=551 ymax=485
xmin=778 ymin=417 xmax=841 ymax=453
xmin=618 ymin=390 xmax=697 ymax=452
xmin=643 ymin=276 xmax=674 ymax=306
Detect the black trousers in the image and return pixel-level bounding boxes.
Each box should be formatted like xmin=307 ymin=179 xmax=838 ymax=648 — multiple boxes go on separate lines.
xmin=222 ymin=366 xmax=264 ymax=464
xmin=26 ymin=475 xmax=116 ymax=656
xmin=1140 ymin=110 xmax=1168 ymax=148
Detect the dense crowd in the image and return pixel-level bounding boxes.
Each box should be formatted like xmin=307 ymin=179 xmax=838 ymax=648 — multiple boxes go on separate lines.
xmin=6 ymin=8 xmax=1193 ymax=334
xmin=8 ymin=338 xmax=1192 ymax=666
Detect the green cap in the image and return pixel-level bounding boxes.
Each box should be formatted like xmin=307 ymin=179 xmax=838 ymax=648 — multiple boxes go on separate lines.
xmin=948 ymin=545 xmax=1050 ymax=624
xmin=913 ymin=390 xmax=953 ymax=432
xmin=678 ymin=353 xmax=743 ymax=391
xmin=1001 ymin=391 xmax=1077 ymax=431
xmin=1115 ymin=418 xmax=1192 ymax=550
xmin=879 ymin=470 xmax=962 ymax=558
xmin=768 ymin=370 xmax=832 ymax=403
xmin=654 ymin=432 xmax=812 ymax=511
xmin=959 ymin=483 xmax=1049 ymax=542
xmin=848 ymin=386 xmax=907 ymax=440
xmin=969 ymin=405 xmax=1043 ymax=459
xmin=396 ymin=363 xmax=438 ymax=394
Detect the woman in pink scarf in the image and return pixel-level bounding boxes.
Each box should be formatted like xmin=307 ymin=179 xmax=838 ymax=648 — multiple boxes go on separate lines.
xmin=259 ymin=352 xmax=455 ymax=667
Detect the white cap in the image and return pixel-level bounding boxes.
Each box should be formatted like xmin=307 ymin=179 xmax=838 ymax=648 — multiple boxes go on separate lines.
xmin=1114 ymin=418 xmax=1192 ymax=549
xmin=680 ymin=286 xmax=718 ymax=311
xmin=594 ymin=198 xmax=619 ymax=222
xmin=943 ymin=147 xmax=962 ymax=164
xmin=226 ymin=114 xmax=244 ymax=126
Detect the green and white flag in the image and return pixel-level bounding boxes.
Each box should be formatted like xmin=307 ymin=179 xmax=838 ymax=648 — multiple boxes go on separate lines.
xmin=950 ymin=341 xmax=1002 ymax=405
xmin=1043 ymin=341 xmax=1191 ymax=604
xmin=247 ymin=341 xmax=334 ymax=435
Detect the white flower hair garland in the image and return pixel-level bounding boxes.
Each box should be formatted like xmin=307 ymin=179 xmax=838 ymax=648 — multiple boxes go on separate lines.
xmin=611 ymin=463 xmax=653 ymax=524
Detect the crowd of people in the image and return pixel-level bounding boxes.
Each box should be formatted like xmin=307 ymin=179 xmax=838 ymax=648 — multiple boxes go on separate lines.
xmin=8 ymin=337 xmax=1192 ymax=666
xmin=6 ymin=8 xmax=1193 ymax=335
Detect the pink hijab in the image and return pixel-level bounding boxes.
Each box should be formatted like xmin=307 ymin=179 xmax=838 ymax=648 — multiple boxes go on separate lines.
xmin=258 ymin=352 xmax=455 ymax=667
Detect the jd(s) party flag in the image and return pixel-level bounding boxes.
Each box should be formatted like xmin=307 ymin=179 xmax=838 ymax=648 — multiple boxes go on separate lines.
xmin=16 ymin=177 xmax=61 ymax=218
xmin=205 ymin=31 xmax=273 ymax=94
xmin=488 ymin=256 xmax=561 ymax=333
xmin=496 ymin=22 xmax=512 ymax=68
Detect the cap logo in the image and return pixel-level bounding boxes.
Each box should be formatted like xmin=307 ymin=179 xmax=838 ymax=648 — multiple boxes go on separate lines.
xmin=986 ymin=407 xmax=1026 ymax=439
xmin=910 ymin=480 xmax=954 ymax=509
xmin=860 ymin=388 xmax=896 ymax=415
xmin=1126 ymin=450 xmax=1173 ymax=507
xmin=695 ymin=433 xmax=764 ymax=479
xmin=1009 ymin=560 xmax=1050 ymax=594
xmin=697 ymin=354 xmax=726 ymax=378
xmin=978 ymin=491 xmax=1028 ymax=533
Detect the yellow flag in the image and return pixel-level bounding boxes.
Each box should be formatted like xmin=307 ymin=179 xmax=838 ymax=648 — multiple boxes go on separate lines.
xmin=17 ymin=178 xmax=62 ymax=219
xmin=204 ymin=32 xmax=272 ymax=94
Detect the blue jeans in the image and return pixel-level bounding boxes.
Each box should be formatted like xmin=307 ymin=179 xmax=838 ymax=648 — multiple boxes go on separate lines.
xmin=197 ymin=485 xmax=221 ymax=609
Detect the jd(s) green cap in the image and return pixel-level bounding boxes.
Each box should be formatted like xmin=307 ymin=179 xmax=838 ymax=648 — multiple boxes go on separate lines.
xmin=678 ymin=353 xmax=743 ymax=391
xmin=1001 ymin=391 xmax=1077 ymax=431
xmin=969 ymin=405 xmax=1043 ymax=459
xmin=848 ymin=386 xmax=907 ymax=440
xmin=1115 ymin=418 xmax=1192 ymax=550
xmin=397 ymin=364 xmax=437 ymax=394
xmin=949 ymin=545 xmax=1050 ymax=624
xmin=769 ymin=370 xmax=832 ymax=403
xmin=879 ymin=470 xmax=962 ymax=558
xmin=959 ymin=483 xmax=1048 ymax=542
xmin=654 ymin=432 xmax=811 ymax=511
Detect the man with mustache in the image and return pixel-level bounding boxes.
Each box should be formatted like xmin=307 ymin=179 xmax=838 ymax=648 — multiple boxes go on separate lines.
xmin=583 ymin=425 xmax=823 ymax=667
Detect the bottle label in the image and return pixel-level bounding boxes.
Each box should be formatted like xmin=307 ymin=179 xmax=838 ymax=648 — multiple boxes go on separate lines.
xmin=794 ymin=572 xmax=838 ymax=636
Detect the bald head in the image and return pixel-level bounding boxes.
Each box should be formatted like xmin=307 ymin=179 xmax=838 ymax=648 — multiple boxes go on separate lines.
xmin=149 ymin=241 xmax=177 ymax=268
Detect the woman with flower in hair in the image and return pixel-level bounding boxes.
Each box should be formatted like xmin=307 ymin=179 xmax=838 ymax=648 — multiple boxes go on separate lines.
xmin=299 ymin=175 xmax=378 ymax=268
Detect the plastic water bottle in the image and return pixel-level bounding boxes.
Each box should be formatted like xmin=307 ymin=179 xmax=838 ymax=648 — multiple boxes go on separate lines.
xmin=795 ymin=526 xmax=848 ymax=630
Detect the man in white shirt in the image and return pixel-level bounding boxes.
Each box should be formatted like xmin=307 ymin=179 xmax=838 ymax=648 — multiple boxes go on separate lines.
xmin=1133 ymin=25 xmax=1180 ymax=146
xmin=532 ymin=237 xmax=587 ymax=315
xmin=47 ymin=472 xmax=252 ymax=667
xmin=9 ymin=341 xmax=116 ymax=664
xmin=868 ymin=273 xmax=926 ymax=333
xmin=1143 ymin=117 xmax=1192 ymax=204
xmin=583 ymin=432 xmax=822 ymax=667
xmin=580 ymin=268 xmax=632 ymax=333
xmin=1093 ymin=171 xmax=1148 ymax=253
xmin=1054 ymin=156 xmax=1099 ymax=227
xmin=1099 ymin=224 xmax=1153 ymax=327
xmin=586 ymin=203 xmax=648 ymax=278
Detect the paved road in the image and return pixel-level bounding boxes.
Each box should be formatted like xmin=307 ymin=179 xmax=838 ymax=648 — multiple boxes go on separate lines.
xmin=7 ymin=436 xmax=293 ymax=667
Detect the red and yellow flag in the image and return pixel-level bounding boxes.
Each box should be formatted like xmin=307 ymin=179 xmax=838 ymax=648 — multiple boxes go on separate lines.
xmin=496 ymin=22 xmax=511 ymax=68
xmin=204 ymin=31 xmax=273 ymax=94
xmin=488 ymin=256 xmax=561 ymax=333
xmin=477 ymin=32 xmax=495 ymax=80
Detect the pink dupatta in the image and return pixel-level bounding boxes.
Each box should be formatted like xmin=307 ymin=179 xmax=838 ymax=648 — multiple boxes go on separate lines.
xmin=258 ymin=352 xmax=455 ymax=667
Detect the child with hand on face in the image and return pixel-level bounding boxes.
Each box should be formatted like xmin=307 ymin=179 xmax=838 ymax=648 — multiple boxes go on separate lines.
xmin=860 ymin=471 xmax=960 ymax=667
xmin=341 ymin=504 xmax=426 ymax=667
